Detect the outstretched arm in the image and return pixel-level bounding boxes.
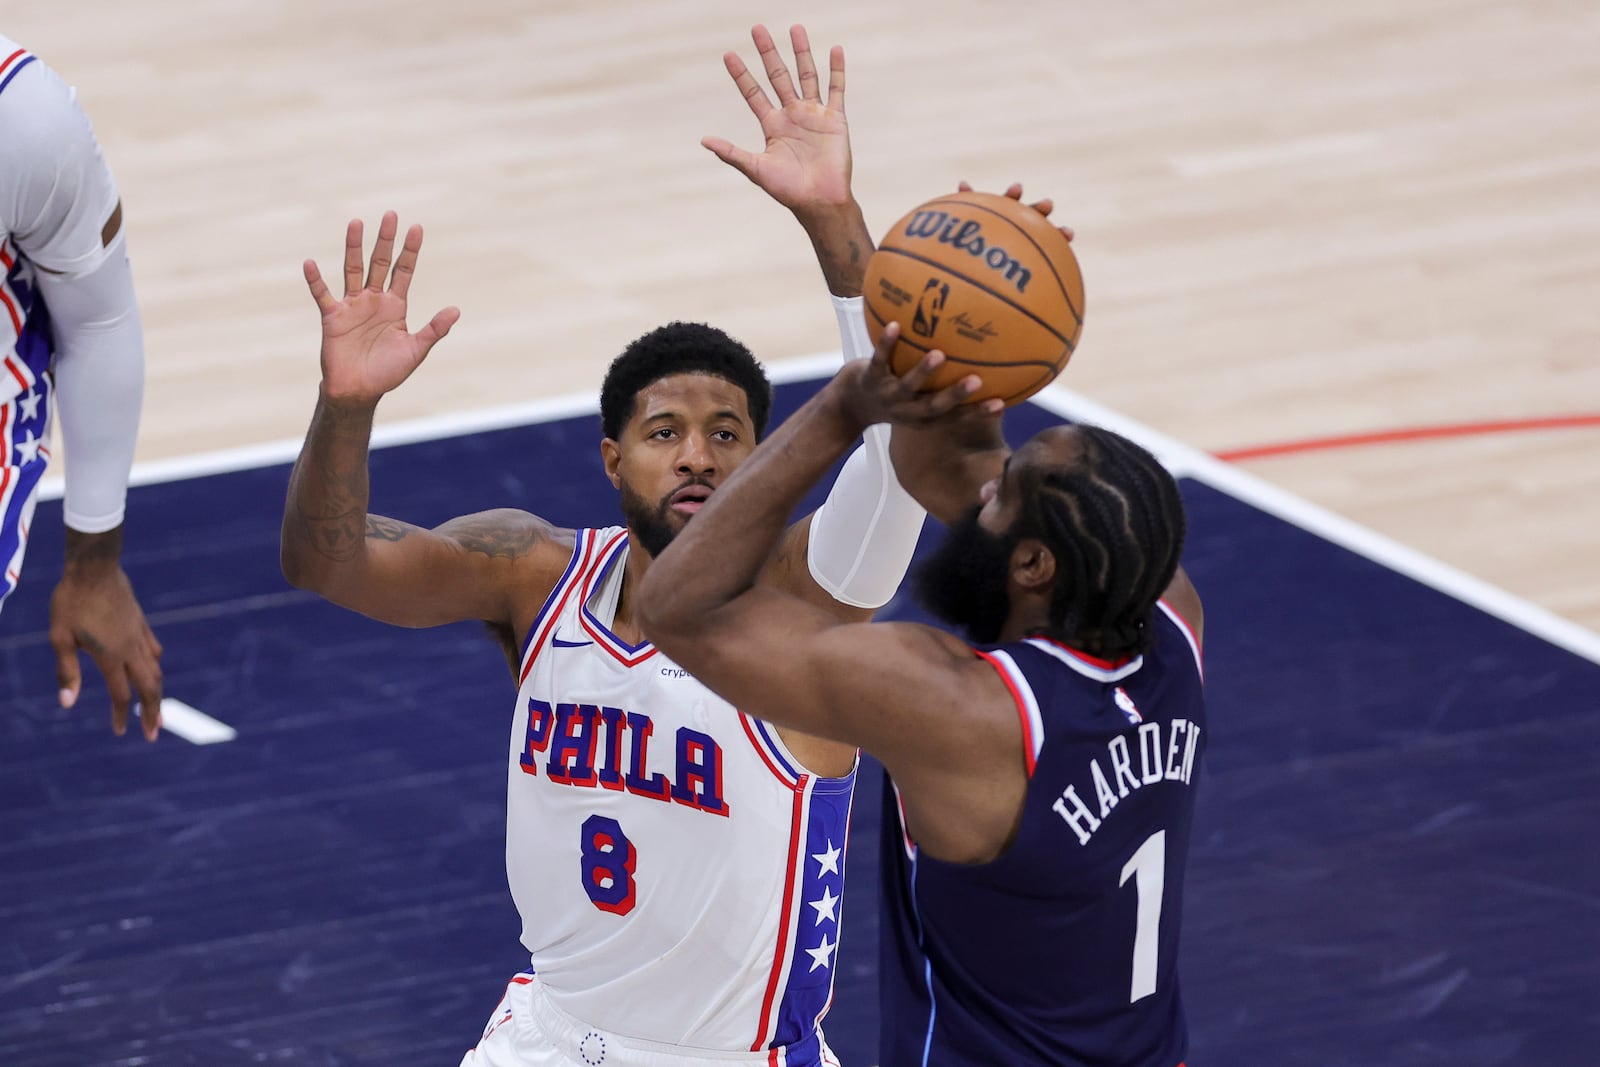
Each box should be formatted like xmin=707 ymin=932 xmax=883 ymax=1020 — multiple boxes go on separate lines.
xmin=706 ymin=24 xmax=928 ymax=614
xmin=281 ymin=213 xmax=568 ymax=629
xmin=638 ymin=334 xmax=1031 ymax=861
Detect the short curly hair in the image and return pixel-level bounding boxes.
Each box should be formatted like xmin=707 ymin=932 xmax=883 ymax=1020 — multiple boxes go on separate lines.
xmin=599 ymin=322 xmax=772 ymax=441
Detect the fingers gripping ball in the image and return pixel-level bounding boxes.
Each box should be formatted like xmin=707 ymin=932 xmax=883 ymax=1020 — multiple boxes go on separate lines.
xmin=863 ymin=190 xmax=1084 ymax=405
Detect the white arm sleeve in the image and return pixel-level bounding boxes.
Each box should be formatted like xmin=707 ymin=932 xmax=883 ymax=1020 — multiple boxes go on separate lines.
xmin=1 ymin=53 xmax=143 ymax=533
xmin=806 ymin=295 xmax=927 ymax=609
xmin=35 ymin=236 xmax=145 ymax=533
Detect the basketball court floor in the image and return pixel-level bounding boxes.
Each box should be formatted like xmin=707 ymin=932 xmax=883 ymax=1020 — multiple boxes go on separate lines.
xmin=2 ymin=371 xmax=1596 ymax=1065
xmin=3 ymin=0 xmax=1599 ymax=1062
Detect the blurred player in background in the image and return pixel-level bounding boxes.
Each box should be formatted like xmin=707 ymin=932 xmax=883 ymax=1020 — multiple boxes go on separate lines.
xmin=281 ymin=24 xmax=929 ymax=1067
xmin=0 ymin=34 xmax=163 ymax=739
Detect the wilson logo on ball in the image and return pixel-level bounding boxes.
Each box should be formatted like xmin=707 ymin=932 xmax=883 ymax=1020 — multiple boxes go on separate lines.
xmin=901 ymin=210 xmax=1033 ymax=294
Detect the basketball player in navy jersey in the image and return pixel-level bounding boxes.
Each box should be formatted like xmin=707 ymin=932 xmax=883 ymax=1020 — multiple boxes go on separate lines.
xmin=638 ymin=312 xmax=1204 ymax=1065
xmin=696 ymin=43 xmax=1202 ymax=1061
xmin=0 ymin=35 xmax=163 ymax=739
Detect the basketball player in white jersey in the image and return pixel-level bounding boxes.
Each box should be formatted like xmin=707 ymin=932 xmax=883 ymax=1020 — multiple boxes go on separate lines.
xmin=0 ymin=34 xmax=163 ymax=739
xmin=280 ymin=25 xmax=924 ymax=1066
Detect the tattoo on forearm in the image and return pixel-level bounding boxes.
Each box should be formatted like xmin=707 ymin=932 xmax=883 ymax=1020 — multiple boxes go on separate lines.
xmin=815 ymin=236 xmax=868 ymax=296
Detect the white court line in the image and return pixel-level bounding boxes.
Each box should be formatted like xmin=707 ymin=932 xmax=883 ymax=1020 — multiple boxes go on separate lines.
xmin=36 ymin=349 xmax=1600 ymax=667
xmin=1030 ymin=385 xmax=1600 ymax=667
xmin=158 ymin=698 xmax=237 ymax=745
xmin=35 ymin=351 xmax=848 ymax=498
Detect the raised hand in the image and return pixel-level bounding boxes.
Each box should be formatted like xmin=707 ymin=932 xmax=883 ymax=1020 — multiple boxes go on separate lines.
xmin=703 ymin=24 xmax=852 ymax=216
xmin=303 ymin=211 xmax=461 ymax=405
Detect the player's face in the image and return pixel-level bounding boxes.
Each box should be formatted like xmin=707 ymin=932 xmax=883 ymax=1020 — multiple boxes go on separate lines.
xmin=920 ymin=426 xmax=1088 ymax=643
xmin=604 ymin=373 xmax=758 ymax=558
xmin=914 ymin=504 xmax=1019 ymax=645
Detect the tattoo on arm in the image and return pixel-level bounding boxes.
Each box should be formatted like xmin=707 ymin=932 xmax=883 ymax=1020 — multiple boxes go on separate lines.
xmin=365 ymin=516 xmax=414 ymax=543
xmin=437 ymin=512 xmax=547 ymax=561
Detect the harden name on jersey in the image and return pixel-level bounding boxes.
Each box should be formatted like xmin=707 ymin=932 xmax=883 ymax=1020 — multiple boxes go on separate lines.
xmin=518 ymin=698 xmax=729 ymax=817
xmin=1051 ymin=712 xmax=1201 ymax=846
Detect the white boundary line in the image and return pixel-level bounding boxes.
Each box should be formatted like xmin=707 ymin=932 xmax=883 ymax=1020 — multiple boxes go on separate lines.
xmin=35 ymin=351 xmax=849 ymax=498
xmin=36 ymin=350 xmax=1600 ymax=666
xmin=1029 ymin=384 xmax=1600 ymax=666
xmin=158 ymin=698 xmax=237 ymax=745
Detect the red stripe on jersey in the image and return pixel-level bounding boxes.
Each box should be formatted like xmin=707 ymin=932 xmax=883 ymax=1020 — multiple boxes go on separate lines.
xmin=752 ymin=777 xmax=809 ymax=1051
xmin=576 ymin=531 xmax=659 ymax=667
xmin=518 ymin=531 xmax=597 ymax=685
xmin=0 ymin=285 xmax=21 ymax=336
xmin=0 ymin=49 xmax=28 ymax=77
xmin=1034 ymin=636 xmax=1134 ymax=672
xmin=738 ymin=711 xmax=800 ymax=788
xmin=974 ymin=649 xmax=1038 ymax=777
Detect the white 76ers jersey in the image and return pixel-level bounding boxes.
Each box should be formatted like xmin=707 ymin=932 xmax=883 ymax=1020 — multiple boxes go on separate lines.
xmin=507 ymin=527 xmax=855 ymax=1061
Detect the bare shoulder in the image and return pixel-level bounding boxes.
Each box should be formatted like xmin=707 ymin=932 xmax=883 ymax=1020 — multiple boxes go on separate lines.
xmin=431 ymin=509 xmax=577 ymax=591
xmin=1160 ymin=565 xmax=1204 ymax=646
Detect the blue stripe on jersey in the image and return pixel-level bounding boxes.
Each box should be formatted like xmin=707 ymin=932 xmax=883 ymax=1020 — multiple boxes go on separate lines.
xmin=769 ymin=768 xmax=855 ymax=1049
xmin=911 ymin=856 xmax=938 ymax=1067
xmin=0 ymin=54 xmax=36 ymax=96
xmin=1 ymin=372 xmax=52 ymax=603
xmin=516 ymin=529 xmax=590 ymax=667
xmin=579 ymin=533 xmax=652 ymax=655
xmin=751 ymin=717 xmax=802 ymax=783
xmin=7 ymin=254 xmax=52 ymax=383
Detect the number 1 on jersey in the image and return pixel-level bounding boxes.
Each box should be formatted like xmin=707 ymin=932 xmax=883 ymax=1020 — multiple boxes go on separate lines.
xmin=1118 ymin=829 xmax=1166 ymax=1003
xmin=581 ymin=814 xmax=638 ymax=915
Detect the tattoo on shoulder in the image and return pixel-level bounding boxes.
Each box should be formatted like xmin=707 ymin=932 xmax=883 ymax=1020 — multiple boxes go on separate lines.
xmin=441 ymin=512 xmax=548 ymax=561
xmin=365 ymin=516 xmax=413 ymax=543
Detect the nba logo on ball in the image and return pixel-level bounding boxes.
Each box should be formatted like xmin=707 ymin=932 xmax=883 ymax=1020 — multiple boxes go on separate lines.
xmin=863 ymin=190 xmax=1085 ymax=406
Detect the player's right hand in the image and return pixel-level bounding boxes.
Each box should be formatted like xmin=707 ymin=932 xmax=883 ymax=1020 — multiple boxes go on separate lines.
xmin=303 ymin=211 xmax=461 ymax=405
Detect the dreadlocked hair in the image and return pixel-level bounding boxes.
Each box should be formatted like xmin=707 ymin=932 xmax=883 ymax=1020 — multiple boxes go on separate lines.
xmin=1012 ymin=425 xmax=1187 ymax=659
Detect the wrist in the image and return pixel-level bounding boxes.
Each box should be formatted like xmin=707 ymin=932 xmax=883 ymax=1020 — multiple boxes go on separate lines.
xmin=317 ymin=384 xmax=381 ymax=417
xmin=796 ymin=200 xmax=873 ymax=297
xmin=63 ymin=525 xmax=124 ymax=578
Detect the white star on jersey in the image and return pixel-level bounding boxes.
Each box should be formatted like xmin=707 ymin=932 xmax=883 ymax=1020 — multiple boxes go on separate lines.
xmin=808 ymin=885 xmax=839 ymax=926
xmin=812 ymin=839 xmax=841 ymax=877
xmin=14 ymin=430 xmax=41 ymax=465
xmin=18 ymin=391 xmax=42 ymax=422
xmin=805 ymin=934 xmax=837 ymax=972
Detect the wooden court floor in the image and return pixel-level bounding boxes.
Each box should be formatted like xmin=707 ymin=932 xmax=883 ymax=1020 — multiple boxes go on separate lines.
xmin=7 ymin=0 xmax=1597 ymax=635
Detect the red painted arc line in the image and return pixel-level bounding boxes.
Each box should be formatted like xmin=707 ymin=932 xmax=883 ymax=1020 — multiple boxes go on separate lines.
xmin=1215 ymin=414 xmax=1600 ymax=462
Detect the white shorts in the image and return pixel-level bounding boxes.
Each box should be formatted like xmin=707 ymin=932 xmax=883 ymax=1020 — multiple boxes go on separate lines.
xmin=459 ymin=973 xmax=843 ymax=1067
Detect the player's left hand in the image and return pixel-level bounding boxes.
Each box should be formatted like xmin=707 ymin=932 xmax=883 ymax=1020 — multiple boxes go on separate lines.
xmin=50 ymin=528 xmax=163 ymax=740
xmin=837 ymin=321 xmax=1005 ymax=431
xmin=703 ymin=24 xmax=852 ymax=217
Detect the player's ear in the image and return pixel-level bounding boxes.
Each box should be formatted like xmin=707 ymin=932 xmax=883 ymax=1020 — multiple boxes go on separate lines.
xmin=600 ymin=438 xmax=623 ymax=489
xmin=1011 ymin=537 xmax=1056 ymax=592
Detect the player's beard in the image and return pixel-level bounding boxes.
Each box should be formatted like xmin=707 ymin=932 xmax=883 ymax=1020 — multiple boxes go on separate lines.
xmin=620 ymin=482 xmax=686 ymax=559
xmin=913 ymin=505 xmax=1017 ymax=645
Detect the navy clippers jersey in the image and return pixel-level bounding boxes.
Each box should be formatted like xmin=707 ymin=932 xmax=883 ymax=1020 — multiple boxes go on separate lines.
xmin=880 ymin=601 xmax=1205 ymax=1066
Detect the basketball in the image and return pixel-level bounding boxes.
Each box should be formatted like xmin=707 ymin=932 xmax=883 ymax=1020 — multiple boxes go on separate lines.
xmin=862 ymin=189 xmax=1085 ymax=405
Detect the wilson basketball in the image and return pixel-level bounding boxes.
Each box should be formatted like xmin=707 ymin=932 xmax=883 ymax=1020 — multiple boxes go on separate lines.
xmin=862 ymin=190 xmax=1084 ymax=405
